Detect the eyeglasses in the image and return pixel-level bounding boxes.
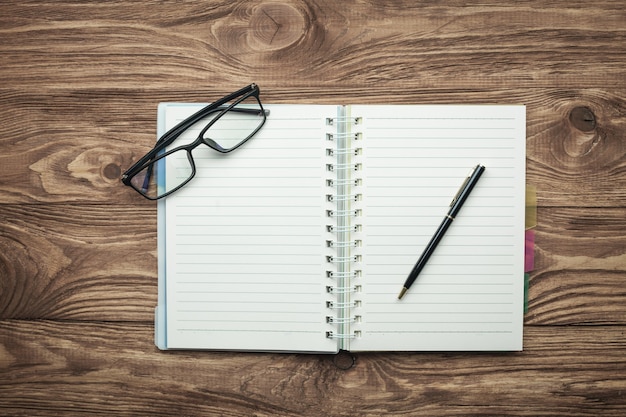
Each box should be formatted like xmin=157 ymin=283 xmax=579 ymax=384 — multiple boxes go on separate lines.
xmin=121 ymin=84 xmax=268 ymax=200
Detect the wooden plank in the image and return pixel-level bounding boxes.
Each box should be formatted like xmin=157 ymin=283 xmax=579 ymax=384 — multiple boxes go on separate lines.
xmin=0 ymin=1 xmax=624 ymax=90
xmin=0 ymin=2 xmax=624 ymax=415
xmin=0 ymin=88 xmax=624 ymax=206
xmin=0 ymin=204 xmax=157 ymax=321
xmin=1 ymin=205 xmax=624 ymax=324
xmin=1 ymin=320 xmax=625 ymax=416
xmin=527 ymin=207 xmax=626 ymax=325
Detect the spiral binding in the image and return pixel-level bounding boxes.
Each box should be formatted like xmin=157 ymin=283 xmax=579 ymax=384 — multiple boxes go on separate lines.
xmin=327 ymin=148 xmax=361 ymax=156
xmin=326 ymin=300 xmax=361 ymax=309
xmin=327 ymin=224 xmax=361 ymax=233
xmin=326 ymin=332 xmax=353 ymax=339
xmin=326 ymin=116 xmax=362 ymax=125
xmin=326 ymin=255 xmax=361 ymax=264
xmin=327 ymin=285 xmax=361 ymax=295
xmin=326 ymin=193 xmax=361 ymax=202
xmin=327 ymin=178 xmax=361 ymax=187
xmin=326 ymin=209 xmax=360 ymax=218
xmin=326 ymin=163 xmax=361 ymax=172
xmin=325 ymin=109 xmax=363 ymax=343
xmin=327 ymin=162 xmax=361 ymax=171
xmin=327 ymin=240 xmax=361 ymax=248
xmin=326 ymin=315 xmax=361 ymax=324
xmin=326 ymin=133 xmax=362 ymax=142
xmin=326 ymin=270 xmax=360 ymax=279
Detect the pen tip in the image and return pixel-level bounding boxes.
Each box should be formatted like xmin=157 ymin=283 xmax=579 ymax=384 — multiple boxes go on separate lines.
xmin=398 ymin=287 xmax=408 ymax=300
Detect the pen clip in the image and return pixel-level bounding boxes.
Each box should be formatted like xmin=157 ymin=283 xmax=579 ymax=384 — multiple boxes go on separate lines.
xmin=450 ymin=166 xmax=476 ymax=207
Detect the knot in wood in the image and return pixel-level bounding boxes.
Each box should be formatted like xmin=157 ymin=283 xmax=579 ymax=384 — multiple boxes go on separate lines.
xmin=103 ymin=163 xmax=121 ymax=180
xmin=332 ymin=350 xmax=356 ymax=370
xmin=248 ymin=2 xmax=306 ymax=52
xmin=569 ymin=106 xmax=596 ymax=132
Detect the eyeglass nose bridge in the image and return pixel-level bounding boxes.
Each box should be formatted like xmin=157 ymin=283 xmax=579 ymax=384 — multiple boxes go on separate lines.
xmin=200 ymin=136 xmax=227 ymax=153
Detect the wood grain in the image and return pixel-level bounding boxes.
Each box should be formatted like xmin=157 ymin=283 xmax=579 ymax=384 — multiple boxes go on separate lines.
xmin=1 ymin=204 xmax=624 ymax=324
xmin=527 ymin=208 xmax=626 ymax=325
xmin=0 ymin=204 xmax=156 ymax=321
xmin=1 ymin=0 xmax=625 ymax=415
xmin=1 ymin=320 xmax=625 ymax=416
xmin=0 ymin=1 xmax=624 ymax=90
xmin=0 ymin=88 xmax=624 ymax=206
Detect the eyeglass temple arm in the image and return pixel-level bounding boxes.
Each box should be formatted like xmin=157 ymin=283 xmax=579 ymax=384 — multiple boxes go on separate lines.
xmin=154 ymin=82 xmax=261 ymax=143
xmin=155 ymin=106 xmax=268 ymax=145
xmin=124 ymin=83 xmax=267 ymax=182
xmin=141 ymin=107 xmax=269 ymax=188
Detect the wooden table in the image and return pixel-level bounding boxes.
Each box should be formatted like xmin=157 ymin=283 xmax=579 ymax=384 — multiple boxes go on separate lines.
xmin=1 ymin=1 xmax=625 ymax=415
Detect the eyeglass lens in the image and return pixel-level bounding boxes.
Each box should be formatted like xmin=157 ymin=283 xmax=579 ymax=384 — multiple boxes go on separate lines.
xmin=130 ymin=94 xmax=265 ymax=199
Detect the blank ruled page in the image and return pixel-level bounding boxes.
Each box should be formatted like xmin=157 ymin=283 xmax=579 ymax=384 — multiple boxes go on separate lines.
xmin=159 ymin=104 xmax=337 ymax=352
xmin=351 ymin=105 xmax=526 ymax=351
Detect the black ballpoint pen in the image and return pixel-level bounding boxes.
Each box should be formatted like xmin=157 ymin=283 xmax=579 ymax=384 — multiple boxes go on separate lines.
xmin=398 ymin=164 xmax=486 ymax=300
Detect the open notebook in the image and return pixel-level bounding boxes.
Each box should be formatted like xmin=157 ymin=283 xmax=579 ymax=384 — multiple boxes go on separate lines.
xmin=155 ymin=103 xmax=526 ymax=352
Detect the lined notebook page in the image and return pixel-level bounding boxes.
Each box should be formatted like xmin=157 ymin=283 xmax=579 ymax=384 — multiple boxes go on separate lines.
xmin=159 ymin=104 xmax=337 ymax=352
xmin=352 ymin=105 xmax=525 ymax=351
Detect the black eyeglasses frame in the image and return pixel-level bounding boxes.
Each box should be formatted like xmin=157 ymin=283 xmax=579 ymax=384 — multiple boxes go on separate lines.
xmin=121 ymin=83 xmax=267 ymax=200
